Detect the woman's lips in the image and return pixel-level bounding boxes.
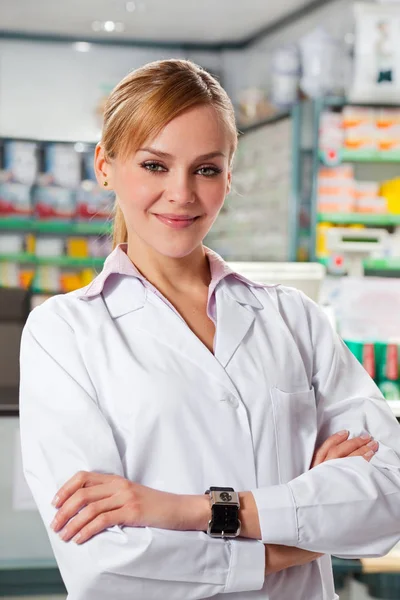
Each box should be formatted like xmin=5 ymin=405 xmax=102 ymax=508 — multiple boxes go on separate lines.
xmin=154 ymin=214 xmax=200 ymax=229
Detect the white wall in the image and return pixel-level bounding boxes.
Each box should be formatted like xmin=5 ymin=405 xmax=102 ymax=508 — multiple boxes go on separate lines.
xmin=0 ymin=40 xmax=221 ymax=142
xmin=0 ymin=0 xmax=355 ymax=141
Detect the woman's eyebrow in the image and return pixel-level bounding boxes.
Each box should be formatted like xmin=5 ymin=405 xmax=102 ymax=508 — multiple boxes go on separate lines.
xmin=137 ymin=147 xmax=226 ymax=160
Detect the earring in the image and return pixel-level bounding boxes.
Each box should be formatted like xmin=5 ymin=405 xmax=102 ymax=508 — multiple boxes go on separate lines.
xmin=103 ymin=181 xmax=108 ymax=187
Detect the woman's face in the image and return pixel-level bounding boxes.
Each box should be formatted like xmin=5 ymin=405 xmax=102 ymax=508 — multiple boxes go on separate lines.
xmin=96 ymin=105 xmax=232 ymax=259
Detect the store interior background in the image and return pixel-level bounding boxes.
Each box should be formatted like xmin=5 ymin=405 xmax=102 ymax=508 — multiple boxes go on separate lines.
xmin=1 ymin=0 xmax=400 ymax=598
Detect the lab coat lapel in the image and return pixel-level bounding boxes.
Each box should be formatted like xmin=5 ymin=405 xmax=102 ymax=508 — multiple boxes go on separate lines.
xmin=103 ymin=277 xmax=242 ymax=402
xmin=135 ymin=295 xmax=243 ymax=402
xmin=214 ymin=279 xmax=262 ymax=368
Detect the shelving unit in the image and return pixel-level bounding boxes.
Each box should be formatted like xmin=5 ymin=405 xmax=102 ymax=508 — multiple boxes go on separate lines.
xmin=310 ymin=97 xmax=400 ymax=268
xmin=317 ymin=213 xmax=400 ymax=226
xmin=319 ymin=148 xmax=400 ymax=164
xmin=0 ymin=217 xmax=112 ymax=236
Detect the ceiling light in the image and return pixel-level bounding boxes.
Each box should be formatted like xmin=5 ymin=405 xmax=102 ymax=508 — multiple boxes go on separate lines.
xmin=74 ymin=143 xmax=86 ymax=153
xmin=114 ymin=22 xmax=126 ymax=32
xmin=73 ymin=42 xmax=92 ymax=53
xmin=104 ymin=21 xmax=116 ymax=32
xmin=126 ymin=1 xmax=136 ymax=11
xmin=91 ymin=21 xmax=102 ymax=31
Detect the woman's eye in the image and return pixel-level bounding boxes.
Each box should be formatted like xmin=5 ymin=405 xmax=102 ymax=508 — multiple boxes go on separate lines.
xmin=142 ymin=162 xmax=166 ymax=173
xmin=197 ymin=166 xmax=222 ymax=177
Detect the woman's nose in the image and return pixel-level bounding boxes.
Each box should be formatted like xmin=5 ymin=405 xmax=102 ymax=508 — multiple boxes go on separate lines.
xmin=166 ymin=174 xmax=195 ymax=205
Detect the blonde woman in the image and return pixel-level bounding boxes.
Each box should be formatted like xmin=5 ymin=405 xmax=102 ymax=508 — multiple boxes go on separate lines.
xmin=20 ymin=60 xmax=400 ymax=600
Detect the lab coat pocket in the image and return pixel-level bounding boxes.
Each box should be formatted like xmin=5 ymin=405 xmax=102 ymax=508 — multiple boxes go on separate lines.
xmin=270 ymin=387 xmax=317 ymax=484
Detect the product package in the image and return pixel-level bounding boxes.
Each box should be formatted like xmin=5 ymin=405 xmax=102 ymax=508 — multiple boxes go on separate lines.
xmin=0 ymin=182 xmax=32 ymax=217
xmin=33 ymin=185 xmax=76 ymax=220
xmin=355 ymin=181 xmax=388 ymax=213
xmin=76 ymin=149 xmax=113 ymax=220
xmin=44 ymin=143 xmax=81 ymax=188
xmin=343 ymin=106 xmax=376 ymax=152
xmin=3 ymin=141 xmax=39 ymax=186
xmin=317 ymin=164 xmax=355 ymax=213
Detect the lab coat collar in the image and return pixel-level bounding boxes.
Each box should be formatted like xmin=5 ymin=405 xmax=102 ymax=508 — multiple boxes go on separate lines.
xmin=78 ymin=243 xmax=267 ymax=316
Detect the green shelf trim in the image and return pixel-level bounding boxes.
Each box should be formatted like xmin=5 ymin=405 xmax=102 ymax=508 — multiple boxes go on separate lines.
xmin=35 ymin=255 xmax=105 ymax=268
xmin=36 ymin=221 xmax=112 ymax=235
xmin=319 ymin=149 xmax=400 ymax=165
xmin=342 ymin=149 xmax=400 ymax=163
xmin=0 ymin=254 xmax=105 ymax=268
xmin=0 ymin=252 xmax=36 ymax=263
xmin=0 ymin=218 xmax=112 ymax=236
xmin=0 ymin=218 xmax=34 ymax=231
xmin=364 ymin=257 xmax=400 ymax=271
xmin=318 ymin=213 xmax=400 ymax=226
xmin=318 ymin=256 xmax=400 ymax=272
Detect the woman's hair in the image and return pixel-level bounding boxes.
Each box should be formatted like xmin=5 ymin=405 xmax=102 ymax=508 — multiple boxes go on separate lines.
xmin=100 ymin=59 xmax=238 ymax=247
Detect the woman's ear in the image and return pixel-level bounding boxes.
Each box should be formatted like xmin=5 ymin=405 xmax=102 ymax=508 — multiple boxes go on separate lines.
xmin=94 ymin=144 xmax=112 ymax=189
xmin=226 ymin=170 xmax=232 ymax=196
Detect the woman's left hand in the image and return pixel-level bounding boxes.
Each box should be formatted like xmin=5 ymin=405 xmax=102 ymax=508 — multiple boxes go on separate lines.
xmin=50 ymin=471 xmax=208 ymax=545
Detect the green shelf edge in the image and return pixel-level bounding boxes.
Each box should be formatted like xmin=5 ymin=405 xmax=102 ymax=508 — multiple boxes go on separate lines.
xmin=318 ymin=256 xmax=400 ymax=272
xmin=318 ymin=213 xmax=400 ymax=226
xmin=0 ymin=218 xmax=112 ymax=236
xmin=0 ymin=253 xmax=36 ymax=263
xmin=0 ymin=254 xmax=105 ymax=268
xmin=35 ymin=256 xmax=106 ymax=268
xmin=319 ymin=149 xmax=400 ymax=164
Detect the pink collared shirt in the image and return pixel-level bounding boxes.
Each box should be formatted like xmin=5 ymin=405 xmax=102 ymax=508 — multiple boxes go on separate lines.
xmin=80 ymin=243 xmax=264 ymax=325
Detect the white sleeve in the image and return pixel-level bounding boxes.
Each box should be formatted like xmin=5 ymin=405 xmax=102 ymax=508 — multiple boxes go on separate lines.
xmin=251 ymin=291 xmax=400 ymax=559
xmin=19 ymin=303 xmax=265 ymax=600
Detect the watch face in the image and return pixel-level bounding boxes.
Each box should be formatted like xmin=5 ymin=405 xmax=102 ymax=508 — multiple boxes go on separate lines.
xmin=219 ymin=492 xmax=232 ymax=502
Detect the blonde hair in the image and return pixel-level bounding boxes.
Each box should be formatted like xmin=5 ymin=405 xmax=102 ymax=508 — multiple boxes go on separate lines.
xmin=101 ymin=59 xmax=238 ymax=248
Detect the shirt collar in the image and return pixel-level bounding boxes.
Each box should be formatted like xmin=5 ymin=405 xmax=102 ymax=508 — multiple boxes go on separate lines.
xmin=78 ymin=243 xmax=267 ymax=309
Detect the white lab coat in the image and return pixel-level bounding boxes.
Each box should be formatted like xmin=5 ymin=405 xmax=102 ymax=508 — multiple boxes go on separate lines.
xmin=19 ymin=250 xmax=400 ymax=600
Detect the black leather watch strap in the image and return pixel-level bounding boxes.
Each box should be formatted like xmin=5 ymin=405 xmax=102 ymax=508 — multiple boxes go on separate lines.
xmin=206 ymin=487 xmax=240 ymax=537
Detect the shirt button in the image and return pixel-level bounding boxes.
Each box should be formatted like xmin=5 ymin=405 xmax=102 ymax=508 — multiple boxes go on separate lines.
xmin=222 ymin=395 xmax=239 ymax=408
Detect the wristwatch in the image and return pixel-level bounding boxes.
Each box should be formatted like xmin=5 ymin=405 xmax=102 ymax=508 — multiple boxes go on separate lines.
xmin=205 ymin=487 xmax=241 ymax=538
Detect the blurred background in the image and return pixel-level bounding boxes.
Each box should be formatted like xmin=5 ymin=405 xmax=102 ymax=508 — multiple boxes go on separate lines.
xmin=1 ymin=0 xmax=400 ymax=598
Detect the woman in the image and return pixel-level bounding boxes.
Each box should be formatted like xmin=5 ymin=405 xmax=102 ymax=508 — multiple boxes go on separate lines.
xmin=20 ymin=60 xmax=400 ymax=600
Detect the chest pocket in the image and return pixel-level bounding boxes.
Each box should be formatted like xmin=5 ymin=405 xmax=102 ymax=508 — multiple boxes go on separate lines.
xmin=270 ymin=387 xmax=317 ymax=483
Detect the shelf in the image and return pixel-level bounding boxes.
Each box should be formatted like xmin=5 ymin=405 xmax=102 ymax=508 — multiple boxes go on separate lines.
xmin=238 ymin=110 xmax=291 ymax=134
xmin=318 ymin=256 xmax=400 ymax=273
xmin=364 ymin=257 xmax=400 ymax=271
xmin=0 ymin=218 xmax=112 ymax=236
xmin=342 ymin=149 xmax=400 ymax=163
xmin=0 ymin=254 xmax=105 ymax=269
xmin=35 ymin=255 xmax=105 ymax=269
xmin=0 ymin=253 xmax=36 ymax=263
xmin=319 ymin=148 xmax=400 ymax=165
xmin=318 ymin=213 xmax=400 ymax=226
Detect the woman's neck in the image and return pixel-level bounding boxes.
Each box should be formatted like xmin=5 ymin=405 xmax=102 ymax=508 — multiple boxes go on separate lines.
xmin=126 ymin=234 xmax=211 ymax=295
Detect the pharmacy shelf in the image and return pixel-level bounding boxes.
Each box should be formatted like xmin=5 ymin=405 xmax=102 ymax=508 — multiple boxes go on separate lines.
xmin=0 ymin=252 xmax=36 ymax=263
xmin=318 ymin=256 xmax=400 ymax=273
xmin=0 ymin=217 xmax=112 ymax=236
xmin=317 ymin=213 xmax=400 ymax=226
xmin=0 ymin=253 xmax=105 ymax=269
xmin=319 ymin=148 xmax=400 ymax=165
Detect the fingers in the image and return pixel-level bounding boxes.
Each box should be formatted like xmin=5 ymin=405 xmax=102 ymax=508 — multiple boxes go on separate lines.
xmin=327 ymin=434 xmax=373 ymax=460
xmin=349 ymin=440 xmax=379 ymax=462
xmin=311 ymin=430 xmax=349 ymax=468
xmin=54 ymin=498 xmax=123 ymax=543
xmin=52 ymin=471 xmax=104 ymax=508
xmin=51 ymin=484 xmax=111 ymax=533
xmin=74 ymin=508 xmax=126 ymax=545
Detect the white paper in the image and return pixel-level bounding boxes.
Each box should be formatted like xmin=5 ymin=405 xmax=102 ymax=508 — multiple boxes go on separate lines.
xmin=12 ymin=428 xmax=37 ymax=511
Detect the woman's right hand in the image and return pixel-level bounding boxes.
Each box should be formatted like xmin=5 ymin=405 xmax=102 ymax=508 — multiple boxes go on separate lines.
xmin=265 ymin=430 xmax=378 ymax=575
xmin=311 ymin=430 xmax=378 ymax=468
